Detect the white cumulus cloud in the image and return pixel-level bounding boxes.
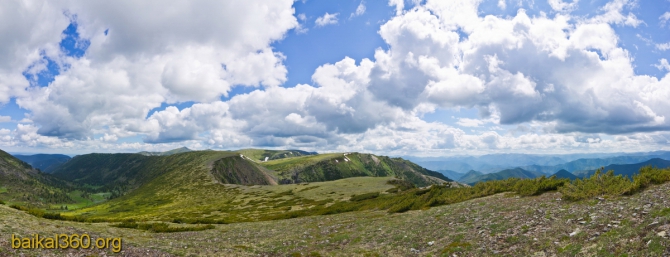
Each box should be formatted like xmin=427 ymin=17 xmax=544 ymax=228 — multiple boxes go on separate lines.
xmin=315 ymin=12 xmax=339 ymax=27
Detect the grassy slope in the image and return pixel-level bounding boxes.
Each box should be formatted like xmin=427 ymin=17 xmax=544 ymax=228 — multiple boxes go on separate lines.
xmin=3 ymin=181 xmax=670 ymax=256
xmin=43 ymin=150 xmax=449 ymax=222
xmin=61 ymin=150 xmax=399 ymax=222
xmin=0 ymin=149 xmax=76 ymax=206
xmin=262 ymin=152 xmax=451 ymax=187
xmin=210 ymin=155 xmax=279 ymax=185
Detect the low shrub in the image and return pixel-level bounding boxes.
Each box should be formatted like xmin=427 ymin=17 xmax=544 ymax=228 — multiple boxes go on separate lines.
xmin=386 ymin=179 xmax=415 ymax=191
xmin=349 ymin=192 xmax=379 ymax=202
xmin=111 ymin=222 xmax=215 ymax=233
xmin=514 ymin=176 xmax=569 ymax=196
xmin=559 ymin=169 xmax=632 ymax=201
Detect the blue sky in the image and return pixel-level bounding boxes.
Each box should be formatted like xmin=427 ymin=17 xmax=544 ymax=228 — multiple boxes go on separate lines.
xmin=0 ymin=0 xmax=669 ymax=155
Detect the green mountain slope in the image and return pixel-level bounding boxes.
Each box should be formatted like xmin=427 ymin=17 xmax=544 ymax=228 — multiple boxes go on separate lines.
xmin=459 ymin=168 xmax=544 ymax=185
xmin=262 ymin=152 xmax=451 ymax=187
xmin=43 ymin=150 xmax=449 ymax=221
xmin=51 ymin=150 xmax=279 ymax=197
xmin=51 ymin=153 xmax=156 ymax=196
xmin=211 ymin=155 xmax=278 ymax=185
xmin=0 ymin=149 xmax=75 ymax=206
xmin=12 ymin=154 xmax=71 ymax=173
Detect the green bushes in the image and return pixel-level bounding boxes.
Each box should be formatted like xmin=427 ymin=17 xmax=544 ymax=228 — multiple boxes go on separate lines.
xmin=559 ymin=166 xmax=670 ymax=201
xmin=386 ymin=179 xmax=415 ymax=192
xmin=349 ymin=192 xmax=380 ymax=202
xmin=0 ymin=200 xmax=5 ymax=205
xmin=171 ymin=218 xmax=227 ymax=224
xmin=514 ymin=176 xmax=569 ymax=196
xmin=559 ymin=169 xmax=631 ymax=201
xmin=111 ymin=222 xmax=215 ymax=233
xmin=9 ymin=205 xmax=64 ymax=220
xmin=626 ymin=166 xmax=670 ymax=193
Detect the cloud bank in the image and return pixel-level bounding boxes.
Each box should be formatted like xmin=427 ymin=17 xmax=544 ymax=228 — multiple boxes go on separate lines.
xmin=1 ymin=0 xmax=669 ymax=156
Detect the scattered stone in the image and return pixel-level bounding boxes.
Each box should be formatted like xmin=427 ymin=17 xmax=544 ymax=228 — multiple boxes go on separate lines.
xmin=658 ymin=231 xmax=667 ymax=237
xmin=428 ymin=241 xmax=434 ymax=246
xmin=410 ymin=248 xmax=420 ymax=254
xmin=647 ymin=221 xmax=659 ymax=228
xmin=570 ymin=229 xmax=581 ymax=237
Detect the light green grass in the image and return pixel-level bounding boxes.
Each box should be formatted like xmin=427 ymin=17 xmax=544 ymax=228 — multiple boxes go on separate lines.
xmin=0 ymin=187 xmax=6 ymax=194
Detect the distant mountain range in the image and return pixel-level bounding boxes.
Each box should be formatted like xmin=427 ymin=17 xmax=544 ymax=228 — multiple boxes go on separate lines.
xmin=407 ymin=151 xmax=670 ymax=174
xmin=455 ymin=158 xmax=670 ymax=185
xmin=13 ymin=154 xmax=72 ymax=173
xmin=438 ymin=170 xmax=465 ymax=181
xmin=573 ymin=158 xmax=670 ymax=178
xmin=552 ymin=169 xmax=578 ymax=180
xmin=458 ymin=168 xmax=545 ymax=185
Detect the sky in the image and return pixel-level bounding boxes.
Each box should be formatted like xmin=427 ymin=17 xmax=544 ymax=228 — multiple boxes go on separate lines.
xmin=0 ymin=0 xmax=669 ymax=156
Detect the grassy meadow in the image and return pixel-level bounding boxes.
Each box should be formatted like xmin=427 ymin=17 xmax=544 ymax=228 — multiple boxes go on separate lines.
xmin=3 ymin=178 xmax=670 ymax=256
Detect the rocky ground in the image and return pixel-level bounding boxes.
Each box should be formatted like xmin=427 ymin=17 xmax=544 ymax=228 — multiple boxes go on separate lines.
xmin=2 ymin=182 xmax=670 ymax=256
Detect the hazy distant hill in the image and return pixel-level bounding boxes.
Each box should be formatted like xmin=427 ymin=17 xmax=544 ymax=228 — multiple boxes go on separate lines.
xmin=521 ymin=155 xmax=670 ymax=174
xmin=551 ymin=169 xmax=578 ymax=180
xmin=138 ymin=147 xmax=193 ymax=156
xmin=459 ymin=168 xmax=544 ymax=185
xmin=574 ymin=158 xmax=670 ymax=178
xmin=407 ymin=154 xmax=572 ymax=173
xmin=13 ymin=154 xmax=71 ymax=173
xmin=458 ymin=170 xmax=483 ymax=183
xmin=407 ymin=151 xmax=670 ymax=174
xmin=438 ymin=170 xmax=465 ymax=180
